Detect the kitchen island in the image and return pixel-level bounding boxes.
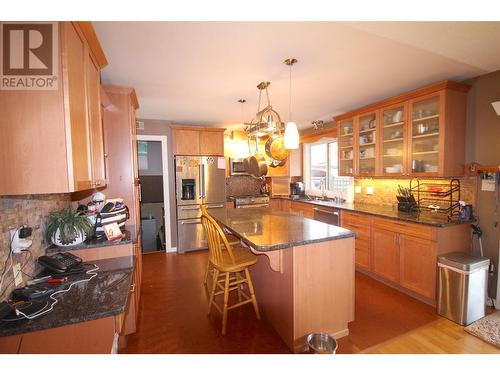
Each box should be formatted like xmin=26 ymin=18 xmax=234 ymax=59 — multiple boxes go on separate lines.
xmin=208 ymin=207 xmax=355 ymax=353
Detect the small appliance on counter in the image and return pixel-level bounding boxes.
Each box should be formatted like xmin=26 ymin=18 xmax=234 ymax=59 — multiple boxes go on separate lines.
xmin=290 ymin=182 xmax=305 ymax=200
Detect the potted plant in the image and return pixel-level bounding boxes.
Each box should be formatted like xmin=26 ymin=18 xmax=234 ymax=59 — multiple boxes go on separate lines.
xmin=46 ymin=207 xmax=93 ymax=247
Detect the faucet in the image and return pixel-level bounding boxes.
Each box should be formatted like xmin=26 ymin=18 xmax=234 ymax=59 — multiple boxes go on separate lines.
xmin=320 ymin=179 xmax=327 ymax=200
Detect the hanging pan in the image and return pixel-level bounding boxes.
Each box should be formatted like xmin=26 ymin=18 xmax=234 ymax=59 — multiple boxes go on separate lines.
xmin=248 ymin=136 xmax=268 ymax=177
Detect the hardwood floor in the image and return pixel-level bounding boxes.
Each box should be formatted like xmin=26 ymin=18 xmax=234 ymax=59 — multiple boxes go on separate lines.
xmin=366 ymin=318 xmax=500 ymax=354
xmin=122 ymin=251 xmax=496 ymax=354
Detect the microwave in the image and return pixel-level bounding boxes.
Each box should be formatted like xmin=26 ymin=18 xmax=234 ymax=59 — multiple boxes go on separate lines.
xmin=229 ymin=158 xmax=249 ymax=176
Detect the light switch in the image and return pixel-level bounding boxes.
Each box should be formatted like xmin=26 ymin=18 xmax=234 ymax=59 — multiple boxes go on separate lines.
xmin=366 ymin=186 xmax=374 ymax=195
xmin=355 ymin=186 xmax=362 ymax=194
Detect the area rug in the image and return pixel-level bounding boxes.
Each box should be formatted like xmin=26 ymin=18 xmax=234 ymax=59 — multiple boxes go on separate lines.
xmin=464 ymin=311 xmax=500 ymax=348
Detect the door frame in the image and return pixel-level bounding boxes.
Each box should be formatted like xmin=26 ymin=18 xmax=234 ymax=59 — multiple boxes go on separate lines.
xmin=136 ymin=135 xmax=175 ymax=252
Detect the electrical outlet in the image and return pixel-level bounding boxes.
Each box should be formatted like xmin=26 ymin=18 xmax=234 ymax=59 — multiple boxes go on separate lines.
xmin=366 ymin=186 xmax=374 ymax=195
xmin=13 ymin=263 xmax=23 ymax=287
xmin=355 ymin=186 xmax=362 ymax=194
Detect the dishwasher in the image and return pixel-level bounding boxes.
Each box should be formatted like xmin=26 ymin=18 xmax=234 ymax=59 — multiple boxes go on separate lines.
xmin=313 ymin=206 xmax=341 ymax=226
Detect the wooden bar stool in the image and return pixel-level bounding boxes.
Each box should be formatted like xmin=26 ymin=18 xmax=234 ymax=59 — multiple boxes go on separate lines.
xmin=201 ymin=209 xmax=260 ymax=335
xmin=201 ymin=205 xmax=240 ymax=286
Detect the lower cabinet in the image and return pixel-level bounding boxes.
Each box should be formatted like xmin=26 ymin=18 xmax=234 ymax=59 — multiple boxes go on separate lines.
xmin=399 ymin=235 xmax=436 ymax=299
xmin=289 ymin=201 xmax=314 ymax=218
xmin=342 ymin=211 xmax=470 ymax=304
xmin=372 ymin=228 xmax=400 ymax=283
xmin=341 ymin=211 xmax=371 ymax=271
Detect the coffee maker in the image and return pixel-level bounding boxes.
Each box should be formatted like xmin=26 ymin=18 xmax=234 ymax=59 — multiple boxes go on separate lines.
xmin=290 ymin=182 xmax=305 ymax=199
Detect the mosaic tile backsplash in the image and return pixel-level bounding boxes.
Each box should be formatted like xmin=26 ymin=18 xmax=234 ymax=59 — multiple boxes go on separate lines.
xmin=0 ymin=194 xmax=70 ymax=300
xmin=353 ymin=177 xmax=477 ymax=208
xmin=226 ymin=176 xmax=265 ymax=197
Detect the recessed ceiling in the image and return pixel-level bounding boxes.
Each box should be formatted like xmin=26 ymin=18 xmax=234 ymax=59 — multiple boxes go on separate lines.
xmin=93 ymin=21 xmax=500 ymax=130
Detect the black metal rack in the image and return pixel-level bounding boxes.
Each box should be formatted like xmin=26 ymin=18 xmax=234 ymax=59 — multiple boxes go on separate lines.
xmin=409 ymin=179 xmax=461 ymax=219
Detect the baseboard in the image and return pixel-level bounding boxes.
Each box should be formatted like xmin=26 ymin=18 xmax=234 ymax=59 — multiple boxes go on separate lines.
xmin=356 ymin=267 xmax=436 ymax=307
xmin=165 ymin=247 xmax=177 ymax=253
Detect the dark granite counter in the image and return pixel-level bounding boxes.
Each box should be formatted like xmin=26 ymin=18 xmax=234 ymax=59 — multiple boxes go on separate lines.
xmin=0 ymin=256 xmax=133 ymax=338
xmin=208 ymin=207 xmax=354 ymax=251
xmin=46 ymin=225 xmax=137 ymax=254
xmin=271 ymin=196 xmax=470 ymax=227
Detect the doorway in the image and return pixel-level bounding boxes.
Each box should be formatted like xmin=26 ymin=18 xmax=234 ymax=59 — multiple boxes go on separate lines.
xmin=137 ymin=135 xmax=172 ymax=253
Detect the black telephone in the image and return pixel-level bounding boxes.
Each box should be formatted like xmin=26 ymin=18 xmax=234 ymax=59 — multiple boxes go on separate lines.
xmin=37 ymin=252 xmax=83 ymax=274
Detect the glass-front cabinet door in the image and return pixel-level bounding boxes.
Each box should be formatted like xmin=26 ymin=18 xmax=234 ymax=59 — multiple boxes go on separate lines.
xmin=381 ymin=104 xmax=407 ymax=176
xmin=409 ymin=94 xmax=441 ymax=176
xmin=338 ymin=118 xmax=355 ymax=176
xmin=357 ymin=112 xmax=377 ymax=176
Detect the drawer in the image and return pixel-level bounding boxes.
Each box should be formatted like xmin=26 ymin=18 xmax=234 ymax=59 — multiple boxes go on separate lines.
xmin=343 ymin=224 xmax=370 ymax=240
xmin=354 ymin=237 xmax=370 ymax=251
xmin=373 ymin=217 xmax=436 ymax=241
xmin=342 ymin=211 xmax=370 ymax=226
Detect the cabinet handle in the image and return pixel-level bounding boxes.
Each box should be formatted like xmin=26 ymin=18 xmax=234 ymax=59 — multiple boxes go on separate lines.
xmin=130 ymin=283 xmax=135 ymax=293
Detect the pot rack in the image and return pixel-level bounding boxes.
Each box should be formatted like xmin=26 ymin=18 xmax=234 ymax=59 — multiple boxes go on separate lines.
xmin=245 ymin=81 xmax=284 ymax=137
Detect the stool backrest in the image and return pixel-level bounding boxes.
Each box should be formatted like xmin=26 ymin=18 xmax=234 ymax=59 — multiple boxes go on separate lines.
xmin=201 ymin=205 xmax=235 ymax=267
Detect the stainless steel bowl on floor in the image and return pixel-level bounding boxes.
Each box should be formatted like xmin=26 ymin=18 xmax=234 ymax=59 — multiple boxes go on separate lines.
xmin=307 ymin=332 xmax=338 ymax=354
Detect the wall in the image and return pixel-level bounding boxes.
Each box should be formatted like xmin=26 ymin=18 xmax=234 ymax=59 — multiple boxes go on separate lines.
xmin=138 ymin=140 xmax=163 ymax=176
xmin=0 ymin=194 xmax=70 ymax=299
xmin=136 ymin=119 xmax=177 ymax=248
xmin=464 ymin=69 xmax=500 ymax=299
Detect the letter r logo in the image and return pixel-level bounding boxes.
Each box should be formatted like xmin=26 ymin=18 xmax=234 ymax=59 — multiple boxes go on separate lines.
xmin=2 ymin=23 xmax=53 ymax=75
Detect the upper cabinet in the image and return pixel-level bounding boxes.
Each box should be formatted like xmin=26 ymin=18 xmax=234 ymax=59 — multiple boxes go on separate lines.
xmin=338 ymin=119 xmax=355 ymax=176
xmin=0 ymin=22 xmax=108 ymax=195
xmin=336 ymin=81 xmax=470 ymax=178
xmin=172 ymin=126 xmax=225 ymax=156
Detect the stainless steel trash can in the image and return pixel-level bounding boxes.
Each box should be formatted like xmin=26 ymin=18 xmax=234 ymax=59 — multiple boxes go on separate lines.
xmin=306 ymin=333 xmax=338 ymax=354
xmin=437 ymin=252 xmax=489 ymax=326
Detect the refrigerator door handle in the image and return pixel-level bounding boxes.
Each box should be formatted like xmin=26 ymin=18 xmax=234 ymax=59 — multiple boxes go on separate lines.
xmin=198 ymin=163 xmax=203 ymax=199
xmin=205 ymin=203 xmax=224 ymax=209
xmin=181 ymin=219 xmax=202 ymax=225
xmin=201 ymin=162 xmax=206 ymax=198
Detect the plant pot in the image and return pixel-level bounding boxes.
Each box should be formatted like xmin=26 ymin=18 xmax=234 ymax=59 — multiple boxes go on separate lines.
xmin=51 ymin=228 xmax=87 ymax=247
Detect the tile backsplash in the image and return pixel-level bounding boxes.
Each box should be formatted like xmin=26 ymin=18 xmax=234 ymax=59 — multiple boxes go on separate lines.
xmin=0 ymin=194 xmax=70 ymax=299
xmin=226 ymin=176 xmax=264 ymax=197
xmin=353 ymin=177 xmax=477 ymax=207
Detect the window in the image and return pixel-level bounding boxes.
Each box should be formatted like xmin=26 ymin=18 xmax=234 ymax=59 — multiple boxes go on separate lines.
xmin=304 ymin=139 xmax=351 ymax=195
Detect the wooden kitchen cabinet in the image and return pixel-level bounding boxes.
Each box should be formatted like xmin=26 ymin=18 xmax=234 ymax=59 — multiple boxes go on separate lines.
xmin=0 ymin=22 xmax=108 ymax=195
xmin=172 ymin=126 xmax=225 ymax=155
xmin=399 ymin=234 xmax=437 ymax=299
xmin=289 ymin=201 xmax=314 ymax=218
xmin=86 ymin=50 xmax=106 ymax=187
xmin=101 ymin=85 xmax=141 ymax=230
xmin=341 ymin=211 xmax=371 ymax=271
xmin=336 ymin=81 xmax=470 ymax=177
xmin=199 ymin=130 xmax=225 ymax=155
xmin=372 ymin=227 xmax=400 ymax=283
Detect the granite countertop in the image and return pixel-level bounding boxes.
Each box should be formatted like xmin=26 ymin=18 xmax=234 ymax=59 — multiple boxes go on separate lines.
xmin=271 ymin=196 xmax=470 ymax=227
xmin=0 ymin=256 xmax=133 ymax=338
xmin=46 ymin=225 xmax=138 ymax=254
xmin=208 ymin=207 xmax=354 ymax=251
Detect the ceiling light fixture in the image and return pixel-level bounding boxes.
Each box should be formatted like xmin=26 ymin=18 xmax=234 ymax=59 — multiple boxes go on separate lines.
xmin=284 ymin=58 xmax=299 ymax=149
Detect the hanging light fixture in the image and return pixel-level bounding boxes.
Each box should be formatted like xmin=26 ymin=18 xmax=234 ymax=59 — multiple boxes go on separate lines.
xmin=284 ymin=58 xmax=299 ymax=149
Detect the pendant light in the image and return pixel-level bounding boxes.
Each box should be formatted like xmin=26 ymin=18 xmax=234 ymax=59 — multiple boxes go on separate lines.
xmin=284 ymin=58 xmax=299 ymax=149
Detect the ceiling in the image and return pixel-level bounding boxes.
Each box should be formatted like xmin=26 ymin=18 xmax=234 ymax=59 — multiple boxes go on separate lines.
xmin=93 ymin=22 xmax=500 ymax=130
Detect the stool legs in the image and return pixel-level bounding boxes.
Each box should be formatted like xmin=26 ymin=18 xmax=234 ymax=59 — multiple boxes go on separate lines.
xmin=207 ymin=269 xmax=219 ymax=315
xmin=245 ymin=268 xmax=261 ymax=320
xmin=222 ymin=272 xmax=230 ymax=335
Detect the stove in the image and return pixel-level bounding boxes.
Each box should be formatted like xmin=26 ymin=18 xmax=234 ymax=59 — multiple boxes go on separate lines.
xmin=230 ymin=194 xmax=270 ymax=208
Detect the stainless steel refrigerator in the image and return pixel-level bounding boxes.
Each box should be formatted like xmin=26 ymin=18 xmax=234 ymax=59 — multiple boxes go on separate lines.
xmin=175 ymin=156 xmax=226 ymax=253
